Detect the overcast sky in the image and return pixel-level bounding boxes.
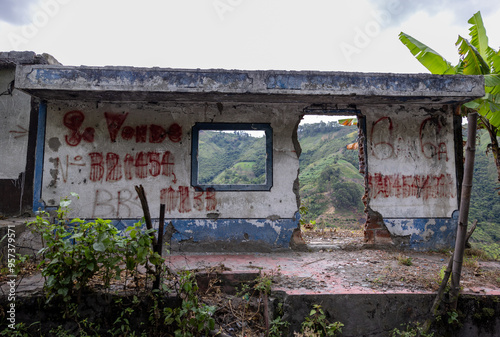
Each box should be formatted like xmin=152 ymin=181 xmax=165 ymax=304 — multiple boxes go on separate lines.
xmin=1 ymin=0 xmax=499 ymax=124
xmin=1 ymin=0 xmax=499 ymax=73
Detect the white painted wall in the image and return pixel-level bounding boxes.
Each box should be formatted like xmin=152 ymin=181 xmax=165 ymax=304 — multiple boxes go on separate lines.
xmin=364 ymin=105 xmax=458 ymax=218
xmin=0 ymin=69 xmax=32 ymax=179
xmin=41 ymin=101 xmax=301 ymax=220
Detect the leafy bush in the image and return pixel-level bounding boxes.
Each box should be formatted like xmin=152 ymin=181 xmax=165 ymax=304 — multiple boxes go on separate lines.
xmin=28 ymin=194 xmax=163 ymax=302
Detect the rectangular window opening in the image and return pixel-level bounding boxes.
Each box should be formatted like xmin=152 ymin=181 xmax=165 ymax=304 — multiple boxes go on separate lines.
xmin=191 ymin=123 xmax=273 ymax=191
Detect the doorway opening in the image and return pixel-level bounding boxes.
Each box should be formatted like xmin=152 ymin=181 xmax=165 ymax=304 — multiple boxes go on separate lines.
xmin=297 ymin=113 xmax=366 ymax=248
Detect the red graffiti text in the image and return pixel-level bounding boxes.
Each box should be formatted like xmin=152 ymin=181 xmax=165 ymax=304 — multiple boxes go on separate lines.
xmin=370 ymin=116 xmax=448 ymax=161
xmin=62 ymin=110 xmax=183 ymax=146
xmin=63 ymin=110 xmax=95 ymax=146
xmin=368 ymin=173 xmax=455 ymax=200
xmin=160 ymin=187 xmax=217 ymax=213
xmin=89 ymin=151 xmax=177 ymax=183
xmin=104 ymin=112 xmax=182 ymax=143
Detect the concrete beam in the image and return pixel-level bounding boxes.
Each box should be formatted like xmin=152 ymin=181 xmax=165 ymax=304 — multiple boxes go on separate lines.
xmin=15 ymin=65 xmax=484 ymax=105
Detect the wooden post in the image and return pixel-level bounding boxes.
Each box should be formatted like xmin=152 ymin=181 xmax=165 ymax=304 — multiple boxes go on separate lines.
xmin=134 ymin=185 xmax=157 ymax=247
xmin=157 ymin=204 xmax=165 ymax=256
xmin=153 ymin=204 xmax=166 ymax=291
xmin=450 ymin=112 xmax=477 ymax=308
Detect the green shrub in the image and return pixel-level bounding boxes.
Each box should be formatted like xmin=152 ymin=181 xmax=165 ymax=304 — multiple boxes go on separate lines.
xmin=28 ymin=194 xmax=163 ymax=302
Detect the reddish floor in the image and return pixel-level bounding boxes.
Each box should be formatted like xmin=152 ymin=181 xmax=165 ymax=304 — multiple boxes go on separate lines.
xmin=165 ymin=251 xmax=500 ymax=296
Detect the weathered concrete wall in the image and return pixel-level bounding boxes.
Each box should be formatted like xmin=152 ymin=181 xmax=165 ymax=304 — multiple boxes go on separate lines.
xmin=0 ymin=68 xmax=37 ymax=215
xmin=276 ymin=292 xmax=500 ymax=337
xmin=35 ymin=100 xmax=467 ymax=250
xmin=0 ymin=52 xmax=60 ymax=216
xmin=0 ymin=69 xmax=32 ymax=180
xmin=1 ymin=291 xmax=498 ymax=336
xmin=40 ymin=100 xmax=302 ymax=250
xmin=11 ymin=63 xmax=486 ymax=251
xmin=363 ymin=105 xmax=460 ymax=249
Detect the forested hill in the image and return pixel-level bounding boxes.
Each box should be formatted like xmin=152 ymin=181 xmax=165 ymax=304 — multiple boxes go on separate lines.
xmin=297 ymin=121 xmax=365 ymax=228
xmin=197 ymin=130 xmax=266 ymax=185
xmin=467 ymin=127 xmax=500 ymax=259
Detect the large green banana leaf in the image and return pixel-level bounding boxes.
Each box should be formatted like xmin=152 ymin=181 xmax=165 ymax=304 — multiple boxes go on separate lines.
xmin=398 ymin=32 xmax=455 ymax=74
xmin=468 ymin=11 xmax=489 ymax=61
xmin=456 ymin=35 xmax=490 ymax=75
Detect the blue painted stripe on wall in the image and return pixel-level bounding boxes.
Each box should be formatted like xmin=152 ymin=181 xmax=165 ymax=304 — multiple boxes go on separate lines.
xmin=33 ymin=101 xmax=47 ymax=212
xmin=110 ymin=215 xmax=299 ymax=249
xmin=384 ymin=213 xmax=458 ymax=250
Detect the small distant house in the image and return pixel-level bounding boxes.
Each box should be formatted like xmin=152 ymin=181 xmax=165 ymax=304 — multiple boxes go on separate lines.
xmin=0 ymin=51 xmax=484 ymax=251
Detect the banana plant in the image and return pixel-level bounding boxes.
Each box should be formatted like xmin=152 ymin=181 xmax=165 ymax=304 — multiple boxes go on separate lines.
xmin=399 ymin=11 xmax=500 ymax=190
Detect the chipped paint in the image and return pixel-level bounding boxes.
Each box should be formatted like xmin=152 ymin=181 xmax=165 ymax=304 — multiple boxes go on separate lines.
xmin=384 ymin=211 xmax=458 ymax=250
xmin=109 ymin=213 xmax=298 ymax=251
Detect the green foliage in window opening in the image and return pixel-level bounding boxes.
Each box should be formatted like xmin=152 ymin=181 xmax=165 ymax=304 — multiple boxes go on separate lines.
xmin=198 ymin=130 xmax=267 ymax=185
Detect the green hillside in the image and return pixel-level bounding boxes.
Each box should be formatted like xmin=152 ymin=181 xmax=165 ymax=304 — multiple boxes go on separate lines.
xmin=468 ymin=128 xmax=500 ymax=259
xmin=297 ymin=121 xmax=365 ymax=228
xmin=198 ymin=130 xmax=266 ymax=185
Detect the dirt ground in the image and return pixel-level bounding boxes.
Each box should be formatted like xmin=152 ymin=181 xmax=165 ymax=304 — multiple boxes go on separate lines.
xmin=295 ymin=228 xmax=500 ymax=294
xmin=1 ymin=228 xmax=499 ymax=337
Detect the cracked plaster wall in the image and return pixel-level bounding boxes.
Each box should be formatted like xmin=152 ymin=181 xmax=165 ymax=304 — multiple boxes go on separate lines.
xmin=362 ymin=104 xmax=460 ymax=248
xmin=40 ymin=100 xmax=302 ymax=250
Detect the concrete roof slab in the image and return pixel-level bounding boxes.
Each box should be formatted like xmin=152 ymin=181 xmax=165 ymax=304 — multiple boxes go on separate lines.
xmin=15 ymin=65 xmax=484 ymax=105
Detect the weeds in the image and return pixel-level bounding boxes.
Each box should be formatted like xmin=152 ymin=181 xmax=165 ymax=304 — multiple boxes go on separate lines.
xmin=163 ymin=270 xmax=216 ymax=337
xmin=296 ymin=304 xmax=343 ymax=337
xmin=269 ymin=302 xmax=290 ymax=337
xmin=391 ymin=322 xmax=434 ymax=337
xmin=463 ymin=255 xmax=479 ymax=269
xmin=397 ymin=254 xmax=413 ymax=266
xmin=0 ymin=322 xmax=39 ymax=337
xmin=437 ymin=266 xmax=450 ymax=293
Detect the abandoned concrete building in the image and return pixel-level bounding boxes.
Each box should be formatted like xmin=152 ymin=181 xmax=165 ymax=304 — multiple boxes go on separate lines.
xmin=0 ymin=51 xmax=485 ymax=252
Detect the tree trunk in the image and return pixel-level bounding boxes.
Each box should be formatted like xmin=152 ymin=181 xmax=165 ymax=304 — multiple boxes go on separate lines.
xmin=450 ymin=113 xmax=478 ymax=309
